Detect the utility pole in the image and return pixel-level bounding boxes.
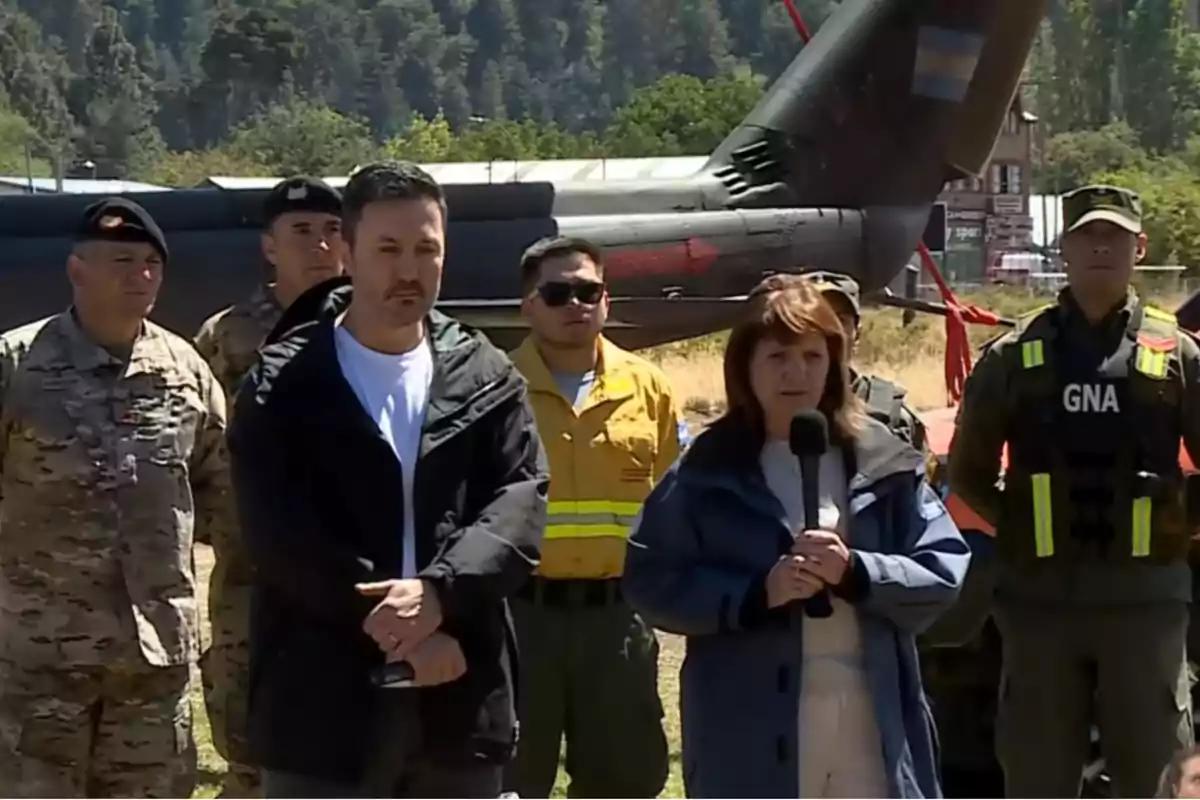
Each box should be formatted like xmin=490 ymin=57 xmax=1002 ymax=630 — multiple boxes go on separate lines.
xmin=1038 ymin=107 xmax=1049 ymax=256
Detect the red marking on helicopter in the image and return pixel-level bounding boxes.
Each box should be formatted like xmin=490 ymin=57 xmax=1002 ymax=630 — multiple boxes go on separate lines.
xmin=604 ymin=238 xmax=720 ymax=279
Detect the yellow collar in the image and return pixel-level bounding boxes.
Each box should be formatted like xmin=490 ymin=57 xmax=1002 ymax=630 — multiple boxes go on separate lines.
xmin=513 ymin=335 xmax=637 ymax=411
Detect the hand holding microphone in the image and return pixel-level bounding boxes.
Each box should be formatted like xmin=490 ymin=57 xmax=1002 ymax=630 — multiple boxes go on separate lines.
xmin=791 ymin=529 xmax=850 ymax=585
xmin=765 ymin=554 xmax=826 ymax=608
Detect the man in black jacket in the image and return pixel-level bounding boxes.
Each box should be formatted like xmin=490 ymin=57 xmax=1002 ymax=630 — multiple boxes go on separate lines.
xmin=227 ymin=160 xmax=550 ymax=798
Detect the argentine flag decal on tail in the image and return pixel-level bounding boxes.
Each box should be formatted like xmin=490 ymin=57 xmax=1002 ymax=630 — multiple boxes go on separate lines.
xmin=912 ymin=25 xmax=985 ymax=103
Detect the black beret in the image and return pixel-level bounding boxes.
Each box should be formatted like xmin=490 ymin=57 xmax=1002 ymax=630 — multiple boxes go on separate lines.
xmin=74 ymin=196 xmax=168 ymax=262
xmin=263 ymin=176 xmax=342 ymax=226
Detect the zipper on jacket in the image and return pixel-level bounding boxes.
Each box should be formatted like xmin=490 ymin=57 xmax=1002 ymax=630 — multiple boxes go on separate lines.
xmin=418 ymin=373 xmax=522 ymax=459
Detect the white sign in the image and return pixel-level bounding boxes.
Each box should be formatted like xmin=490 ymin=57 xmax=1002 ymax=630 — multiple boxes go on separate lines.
xmin=992 ymin=195 xmax=1024 ymax=215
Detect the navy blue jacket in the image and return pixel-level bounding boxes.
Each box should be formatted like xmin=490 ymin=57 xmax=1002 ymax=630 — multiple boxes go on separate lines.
xmin=622 ymin=414 xmax=970 ymax=798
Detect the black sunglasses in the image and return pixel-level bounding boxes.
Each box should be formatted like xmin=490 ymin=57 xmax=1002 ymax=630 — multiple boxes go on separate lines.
xmin=536 ymin=280 xmax=605 ymax=307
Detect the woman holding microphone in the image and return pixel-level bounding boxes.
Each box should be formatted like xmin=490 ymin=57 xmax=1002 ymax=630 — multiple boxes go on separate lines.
xmin=622 ymin=274 xmax=969 ymax=798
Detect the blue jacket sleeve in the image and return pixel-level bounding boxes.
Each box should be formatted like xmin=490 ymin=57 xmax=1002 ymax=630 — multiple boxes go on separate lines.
xmin=848 ymin=477 xmax=971 ymax=634
xmin=622 ymin=469 xmax=761 ymax=637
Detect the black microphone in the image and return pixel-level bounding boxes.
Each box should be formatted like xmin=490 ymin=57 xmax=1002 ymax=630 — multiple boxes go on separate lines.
xmin=789 ymin=409 xmax=834 ymax=619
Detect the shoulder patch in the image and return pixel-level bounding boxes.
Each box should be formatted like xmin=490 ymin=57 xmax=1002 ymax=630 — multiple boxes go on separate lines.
xmin=1136 ymin=303 xmax=1180 ymax=352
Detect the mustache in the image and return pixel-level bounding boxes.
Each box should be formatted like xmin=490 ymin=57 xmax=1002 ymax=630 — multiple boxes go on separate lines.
xmin=385 ymin=281 xmax=424 ymax=299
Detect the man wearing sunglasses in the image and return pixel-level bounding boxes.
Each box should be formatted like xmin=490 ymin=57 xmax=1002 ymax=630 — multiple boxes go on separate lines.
xmin=505 ymin=236 xmax=686 ymax=798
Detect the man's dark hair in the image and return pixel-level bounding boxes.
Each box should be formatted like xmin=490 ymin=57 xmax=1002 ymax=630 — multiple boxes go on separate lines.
xmin=341 ymin=160 xmax=447 ymax=245
xmin=518 ymin=236 xmax=605 ymax=293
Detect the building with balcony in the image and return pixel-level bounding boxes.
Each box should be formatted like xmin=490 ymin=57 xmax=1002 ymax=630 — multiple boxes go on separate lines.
xmin=939 ymin=97 xmax=1038 ymax=282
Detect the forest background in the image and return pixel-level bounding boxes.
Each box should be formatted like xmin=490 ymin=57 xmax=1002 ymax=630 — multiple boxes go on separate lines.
xmin=2 ymin=0 xmax=1200 ymax=268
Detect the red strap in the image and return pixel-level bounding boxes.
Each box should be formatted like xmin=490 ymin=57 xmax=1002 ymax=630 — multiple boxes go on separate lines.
xmin=916 ymin=243 xmax=1006 ymax=404
xmin=782 ymin=0 xmax=813 ymax=43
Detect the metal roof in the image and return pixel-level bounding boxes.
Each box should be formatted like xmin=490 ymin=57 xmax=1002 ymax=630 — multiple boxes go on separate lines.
xmin=0 ymin=177 xmax=171 ymax=193
xmin=199 ymin=156 xmax=710 ymax=190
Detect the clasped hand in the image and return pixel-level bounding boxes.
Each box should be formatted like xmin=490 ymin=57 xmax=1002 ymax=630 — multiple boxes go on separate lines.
xmin=765 ymin=529 xmax=851 ymax=609
xmin=356 ymin=578 xmax=465 ymax=686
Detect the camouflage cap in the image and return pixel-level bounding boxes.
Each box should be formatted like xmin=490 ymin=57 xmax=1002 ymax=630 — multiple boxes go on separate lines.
xmin=1063 ymin=184 xmax=1142 ymax=235
xmin=805 ymin=270 xmax=861 ymax=319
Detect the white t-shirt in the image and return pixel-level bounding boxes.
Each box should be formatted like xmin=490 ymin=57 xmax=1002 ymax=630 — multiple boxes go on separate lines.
xmin=334 ymin=321 xmax=434 ymax=578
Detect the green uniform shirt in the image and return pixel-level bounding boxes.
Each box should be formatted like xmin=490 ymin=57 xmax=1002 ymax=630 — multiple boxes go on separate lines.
xmin=850 ymin=369 xmax=927 ymax=452
xmin=948 ymin=288 xmax=1200 ymax=606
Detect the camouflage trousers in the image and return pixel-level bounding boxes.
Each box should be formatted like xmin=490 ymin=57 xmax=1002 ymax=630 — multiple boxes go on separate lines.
xmin=200 ymin=642 xmax=261 ymax=797
xmin=203 ymin=550 xmax=260 ymax=798
xmin=0 ymin=657 xmax=195 ymax=798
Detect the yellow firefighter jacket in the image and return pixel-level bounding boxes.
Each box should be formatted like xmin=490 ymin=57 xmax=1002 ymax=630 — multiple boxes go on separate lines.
xmin=511 ymin=335 xmax=688 ymax=579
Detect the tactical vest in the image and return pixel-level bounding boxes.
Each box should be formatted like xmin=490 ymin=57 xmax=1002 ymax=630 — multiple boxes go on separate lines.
xmin=854 ymin=374 xmax=927 ymax=452
xmin=999 ymin=301 xmax=1189 ymax=564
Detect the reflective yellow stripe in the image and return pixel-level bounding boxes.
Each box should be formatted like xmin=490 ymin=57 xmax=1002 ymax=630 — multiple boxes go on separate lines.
xmin=1135 ymin=347 xmax=1168 ymax=378
xmin=546 ymin=500 xmax=642 ymax=516
xmin=1021 ymin=340 xmax=1044 ymax=368
xmin=544 ymin=523 xmax=630 ymax=539
xmin=544 ymin=499 xmax=642 ymax=540
xmin=1132 ymin=497 xmax=1153 ymax=557
xmin=1031 ymin=473 xmax=1054 ymax=557
xmin=1145 ymin=305 xmax=1177 ymax=324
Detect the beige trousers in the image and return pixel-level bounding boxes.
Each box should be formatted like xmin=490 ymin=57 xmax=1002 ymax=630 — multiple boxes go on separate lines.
xmin=797 ymin=658 xmax=890 ymax=798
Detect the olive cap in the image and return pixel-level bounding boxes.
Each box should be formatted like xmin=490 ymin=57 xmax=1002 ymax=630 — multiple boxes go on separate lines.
xmin=1063 ymin=184 xmax=1142 ymax=234
xmin=805 ymin=270 xmax=861 ymax=319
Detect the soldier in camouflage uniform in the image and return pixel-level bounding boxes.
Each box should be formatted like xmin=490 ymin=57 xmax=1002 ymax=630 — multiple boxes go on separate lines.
xmin=806 ymin=271 xmax=926 ymax=449
xmin=808 ymin=271 xmax=1003 ymax=796
xmin=194 ymin=175 xmax=344 ymax=797
xmin=0 ymin=196 xmax=229 ymax=797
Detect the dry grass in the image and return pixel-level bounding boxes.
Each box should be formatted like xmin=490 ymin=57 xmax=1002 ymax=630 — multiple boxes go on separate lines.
xmin=647 ymin=285 xmax=1191 ymax=416
xmin=187 ymin=284 xmax=1188 ymax=798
